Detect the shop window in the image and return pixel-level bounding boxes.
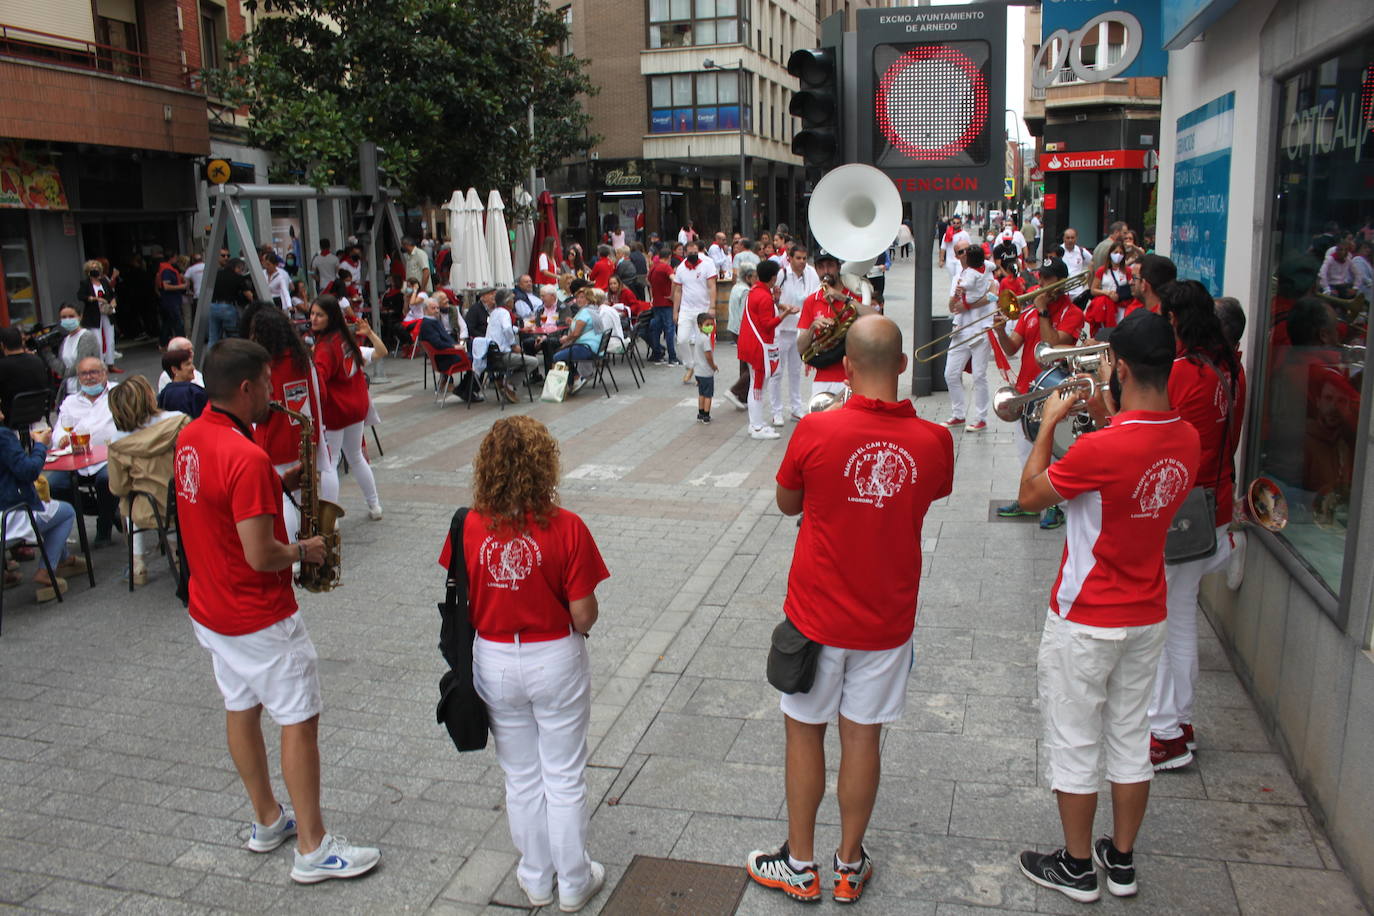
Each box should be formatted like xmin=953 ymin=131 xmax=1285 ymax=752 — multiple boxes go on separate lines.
xmin=649 ymin=69 xmax=750 ymax=134
xmin=1252 ymin=38 xmax=1374 ymax=599
xmin=0 ymin=213 xmax=38 ymax=327
xmin=647 ymin=0 xmax=741 ymax=48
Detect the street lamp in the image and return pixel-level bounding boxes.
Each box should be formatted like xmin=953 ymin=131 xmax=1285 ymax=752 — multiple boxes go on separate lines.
xmin=704 ymin=58 xmax=748 ymax=235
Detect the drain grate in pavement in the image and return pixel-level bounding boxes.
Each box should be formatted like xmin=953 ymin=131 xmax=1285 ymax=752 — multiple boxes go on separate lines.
xmin=988 ymin=498 xmax=1040 ymax=522
xmin=601 ymin=855 xmax=748 ymax=916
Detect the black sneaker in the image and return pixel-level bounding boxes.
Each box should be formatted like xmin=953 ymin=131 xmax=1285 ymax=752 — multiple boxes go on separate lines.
xmin=746 ymin=842 xmax=821 ymax=902
xmin=1018 ymin=848 xmax=1099 ymax=903
xmin=1092 ymin=837 xmax=1137 ymax=897
xmin=700 ymin=413 xmax=711 ymax=424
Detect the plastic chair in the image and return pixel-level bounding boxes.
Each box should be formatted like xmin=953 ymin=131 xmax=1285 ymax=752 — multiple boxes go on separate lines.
xmin=421 ymin=341 xmax=473 ymax=408
xmin=6 ymin=389 xmax=53 ymax=449
xmin=122 ymin=481 xmax=178 ymax=592
xmin=0 ymin=501 xmax=64 ymax=635
xmin=587 ymin=333 xmax=618 ymax=399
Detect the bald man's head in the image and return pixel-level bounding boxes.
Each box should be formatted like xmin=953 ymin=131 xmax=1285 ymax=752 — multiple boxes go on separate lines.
xmin=844 ymin=315 xmax=904 ymax=377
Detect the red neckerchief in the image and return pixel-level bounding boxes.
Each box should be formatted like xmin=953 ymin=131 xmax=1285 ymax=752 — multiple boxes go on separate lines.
xmin=944 ymin=225 xmax=957 ymax=245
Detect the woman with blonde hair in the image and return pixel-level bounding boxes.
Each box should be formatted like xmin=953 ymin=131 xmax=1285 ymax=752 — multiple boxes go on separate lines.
xmin=440 ymin=415 xmax=608 ymax=912
xmin=107 ymin=375 xmax=188 ymax=584
xmin=76 ymin=259 xmax=118 ymax=369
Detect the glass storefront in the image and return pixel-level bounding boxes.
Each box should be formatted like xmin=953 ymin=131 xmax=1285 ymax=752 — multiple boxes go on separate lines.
xmin=1253 ymin=37 xmax=1374 ymax=595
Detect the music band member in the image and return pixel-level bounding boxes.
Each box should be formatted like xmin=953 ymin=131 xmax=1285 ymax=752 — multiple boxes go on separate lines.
xmin=1147 ymin=280 xmax=1246 ymax=771
xmin=747 ymin=316 xmax=954 ymax=905
xmin=992 ymin=256 xmax=1086 ymax=529
xmin=795 ymin=251 xmax=875 ymax=400
xmin=941 ymin=243 xmax=997 ymax=432
xmin=1015 ymin=310 xmax=1200 ymax=904
xmin=175 ymin=339 xmax=380 ymax=884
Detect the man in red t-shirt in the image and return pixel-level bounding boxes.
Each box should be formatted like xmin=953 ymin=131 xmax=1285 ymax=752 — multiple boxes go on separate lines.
xmin=746 ymin=316 xmax=953 ymax=905
xmin=992 ymin=256 xmax=1086 ymax=528
xmin=175 ymin=339 xmax=380 ymax=884
xmin=1014 ymin=310 xmax=1200 ymax=904
xmin=645 ymin=255 xmax=677 ymax=363
xmin=794 ymin=252 xmax=875 ymax=402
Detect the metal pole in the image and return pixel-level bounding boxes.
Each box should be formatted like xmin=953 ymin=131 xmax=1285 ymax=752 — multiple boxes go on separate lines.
xmin=911 ymin=200 xmax=936 ymax=398
xmin=738 ymin=62 xmax=748 ymax=235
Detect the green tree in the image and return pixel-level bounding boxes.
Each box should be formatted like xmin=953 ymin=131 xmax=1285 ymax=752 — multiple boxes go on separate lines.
xmin=205 ymin=0 xmax=597 ymax=199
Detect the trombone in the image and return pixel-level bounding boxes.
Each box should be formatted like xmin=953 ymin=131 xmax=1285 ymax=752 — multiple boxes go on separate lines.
xmin=913 ymin=271 xmax=1091 ymax=364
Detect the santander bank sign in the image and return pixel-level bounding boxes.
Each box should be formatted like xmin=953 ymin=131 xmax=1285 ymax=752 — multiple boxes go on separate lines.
xmin=1040 ymin=150 xmax=1148 ymax=171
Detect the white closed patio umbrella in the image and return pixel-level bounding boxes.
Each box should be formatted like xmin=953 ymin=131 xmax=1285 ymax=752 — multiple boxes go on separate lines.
xmin=512 ymin=185 xmax=536 ymax=287
xmin=457 ymin=187 xmax=492 ymax=294
xmin=443 ymin=190 xmax=465 ymax=291
xmin=485 ymin=189 xmax=514 ymax=291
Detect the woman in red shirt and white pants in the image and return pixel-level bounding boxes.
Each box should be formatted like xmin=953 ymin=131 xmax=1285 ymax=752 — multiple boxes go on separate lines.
xmin=441 ymin=416 xmax=610 ymax=912
xmin=737 ymin=259 xmax=797 ymax=439
xmin=309 ymin=295 xmax=382 ymax=519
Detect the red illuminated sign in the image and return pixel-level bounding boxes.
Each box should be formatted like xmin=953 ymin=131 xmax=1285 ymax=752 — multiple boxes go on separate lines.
xmin=890 ymin=176 xmax=980 ymax=193
xmin=1039 ymin=150 xmax=1150 ymax=171
xmin=1043 ymin=193 xmax=1058 ymax=210
xmin=876 ymin=46 xmax=989 ymax=161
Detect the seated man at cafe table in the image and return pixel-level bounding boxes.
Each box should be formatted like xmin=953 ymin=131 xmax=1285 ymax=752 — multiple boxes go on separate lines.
xmin=45 ymin=357 xmax=120 ymax=547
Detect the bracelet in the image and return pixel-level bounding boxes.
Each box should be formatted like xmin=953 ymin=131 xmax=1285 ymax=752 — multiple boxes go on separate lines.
xmin=297 ymin=542 xmax=306 ymax=563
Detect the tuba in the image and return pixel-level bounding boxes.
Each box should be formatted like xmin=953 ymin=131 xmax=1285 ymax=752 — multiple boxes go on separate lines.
xmin=269 ymin=401 xmax=345 ymax=592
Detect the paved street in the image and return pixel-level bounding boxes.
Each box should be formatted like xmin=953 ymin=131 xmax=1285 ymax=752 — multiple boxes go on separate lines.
xmin=0 ymin=260 xmax=1367 ymax=915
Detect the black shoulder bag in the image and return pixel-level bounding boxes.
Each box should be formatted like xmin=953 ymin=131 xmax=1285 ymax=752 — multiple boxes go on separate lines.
xmin=435 ymin=507 xmax=490 ymax=752
xmin=1164 ymin=360 xmax=1233 ymax=564
xmin=766 ymin=617 xmax=822 ymax=694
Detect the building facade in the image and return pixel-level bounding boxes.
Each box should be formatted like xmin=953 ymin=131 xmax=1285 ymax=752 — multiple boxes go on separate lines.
xmin=1152 ymin=0 xmax=1374 ymax=907
xmin=546 ymin=0 xmax=884 ymax=251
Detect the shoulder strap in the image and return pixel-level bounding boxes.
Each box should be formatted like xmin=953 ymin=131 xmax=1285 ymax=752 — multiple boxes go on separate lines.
xmin=446 ymin=507 xmax=471 ymax=611
xmin=1196 ymin=355 xmax=1235 ymax=487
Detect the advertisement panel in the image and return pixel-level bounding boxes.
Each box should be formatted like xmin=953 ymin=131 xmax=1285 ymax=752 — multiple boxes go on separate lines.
xmin=1170 ymin=92 xmax=1234 ymax=296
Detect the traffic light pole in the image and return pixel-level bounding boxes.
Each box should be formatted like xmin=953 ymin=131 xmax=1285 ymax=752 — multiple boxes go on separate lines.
xmin=911 ymin=200 xmax=936 ymax=398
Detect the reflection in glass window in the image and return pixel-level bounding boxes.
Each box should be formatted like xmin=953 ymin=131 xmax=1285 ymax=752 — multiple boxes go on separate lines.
xmin=650 ymin=77 xmax=671 ymax=108
xmin=646 ymin=0 xmax=741 ymax=47
xmin=645 ymin=71 xmax=751 ymax=135
xmin=698 ymin=72 xmax=718 ymax=104
xmin=672 ymin=74 xmax=693 ymax=106
xmin=1253 ymin=36 xmax=1373 ymax=597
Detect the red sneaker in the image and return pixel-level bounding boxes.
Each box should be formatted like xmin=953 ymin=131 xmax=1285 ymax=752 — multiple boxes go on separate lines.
xmin=1150 ymin=734 xmax=1194 ymax=771
xmin=108 ymin=366 xmax=125 ymax=374
xmin=941 ymin=417 xmax=965 ymax=428
xmin=1180 ymin=723 xmax=1196 ymax=751
xmin=965 ymin=420 xmax=988 ymax=432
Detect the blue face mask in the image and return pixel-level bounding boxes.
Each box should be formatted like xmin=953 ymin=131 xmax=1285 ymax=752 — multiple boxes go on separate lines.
xmin=60 ymin=317 xmax=80 ymax=332
xmin=80 ymin=382 xmax=105 ymax=397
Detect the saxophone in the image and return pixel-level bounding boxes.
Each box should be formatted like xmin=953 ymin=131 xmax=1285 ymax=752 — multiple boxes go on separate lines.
xmin=269 ymin=401 xmax=345 ymax=592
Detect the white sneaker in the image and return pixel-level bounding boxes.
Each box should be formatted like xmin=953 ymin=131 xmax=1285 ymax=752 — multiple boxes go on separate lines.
xmin=519 ymin=879 xmax=554 ymax=907
xmin=245 ymin=805 xmax=296 ymax=852
xmin=290 ymin=834 xmax=381 ymax=884
xmin=367 ymin=502 xmax=383 ymax=520
xmin=789 ymin=410 xmax=807 ymax=421
xmin=771 ymin=413 xmax=785 ymax=427
xmin=724 ymin=391 xmax=746 ymax=410
xmin=559 ymin=860 xmax=606 ymax=913
xmin=750 ymin=426 xmax=781 ymax=440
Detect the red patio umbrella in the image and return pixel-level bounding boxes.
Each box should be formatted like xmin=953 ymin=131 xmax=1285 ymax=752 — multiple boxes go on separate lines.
xmin=530 ymin=190 xmax=563 ymax=279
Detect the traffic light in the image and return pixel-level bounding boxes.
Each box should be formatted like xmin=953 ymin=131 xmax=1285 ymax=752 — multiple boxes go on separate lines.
xmin=787 ymin=47 xmax=839 ymax=169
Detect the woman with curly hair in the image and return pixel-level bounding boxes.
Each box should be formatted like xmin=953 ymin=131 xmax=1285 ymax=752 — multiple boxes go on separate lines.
xmin=439 ymin=415 xmax=608 ymax=912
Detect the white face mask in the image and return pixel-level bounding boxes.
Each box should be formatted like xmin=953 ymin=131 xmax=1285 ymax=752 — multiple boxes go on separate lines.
xmin=1110 ymin=252 xmax=1124 ymax=264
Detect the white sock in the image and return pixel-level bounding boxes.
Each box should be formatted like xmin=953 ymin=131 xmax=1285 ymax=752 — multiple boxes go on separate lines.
xmin=788 ymin=854 xmax=814 ymax=872
xmin=837 ymin=855 xmax=862 ymax=870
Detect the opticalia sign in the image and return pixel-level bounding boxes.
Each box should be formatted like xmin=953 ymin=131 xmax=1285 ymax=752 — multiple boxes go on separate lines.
xmin=1039 ymin=150 xmax=1149 ymax=171
xmin=856 ymin=5 xmax=1007 ymax=200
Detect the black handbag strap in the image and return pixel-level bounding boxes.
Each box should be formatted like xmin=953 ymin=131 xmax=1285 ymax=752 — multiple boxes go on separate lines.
xmin=445 ymin=507 xmax=471 ymax=615
xmin=1195 ymin=355 xmax=1235 ymax=492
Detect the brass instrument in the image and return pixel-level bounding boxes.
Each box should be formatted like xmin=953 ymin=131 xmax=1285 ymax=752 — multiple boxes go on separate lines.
xmin=1035 ymin=340 xmax=1111 ymax=373
xmin=269 ymin=401 xmax=345 ymax=592
xmin=913 ymin=271 xmax=1092 ymax=364
xmin=807 ymin=386 xmax=851 ymax=413
xmin=992 ymin=375 xmax=1099 ymax=424
xmin=800 ymin=292 xmax=859 ymax=366
xmin=1241 ymin=477 xmax=1288 ymax=531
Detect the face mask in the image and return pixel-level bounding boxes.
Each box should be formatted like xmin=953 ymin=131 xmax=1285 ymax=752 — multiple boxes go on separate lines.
xmin=1110 ymin=252 xmax=1124 ymax=264
xmin=88 ymin=270 xmax=101 ymax=278
xmin=80 ymin=382 xmax=105 ymax=397
xmin=701 ymin=322 xmax=715 ymax=336
xmin=1109 ymin=364 xmax=1122 ymax=405
xmin=986 ymin=235 xmax=995 ymax=242
xmin=686 ymin=254 xmax=699 ymax=266
xmin=60 ymin=318 xmax=80 ymax=332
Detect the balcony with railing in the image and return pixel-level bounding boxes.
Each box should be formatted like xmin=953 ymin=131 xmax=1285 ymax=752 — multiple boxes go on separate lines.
xmin=0 ymin=22 xmax=194 ymax=90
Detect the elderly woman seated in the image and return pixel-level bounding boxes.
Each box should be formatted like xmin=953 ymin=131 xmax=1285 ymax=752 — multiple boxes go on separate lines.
xmin=0 ymin=407 xmax=83 ymax=602
xmin=106 ymin=376 xmax=188 ymax=585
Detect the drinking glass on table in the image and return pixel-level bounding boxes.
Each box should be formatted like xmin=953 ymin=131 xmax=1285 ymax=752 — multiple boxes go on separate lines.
xmin=72 ymin=426 xmax=90 ymax=454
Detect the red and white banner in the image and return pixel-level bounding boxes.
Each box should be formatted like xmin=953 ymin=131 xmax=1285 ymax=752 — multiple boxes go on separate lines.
xmin=1038 ymin=149 xmax=1150 ymax=172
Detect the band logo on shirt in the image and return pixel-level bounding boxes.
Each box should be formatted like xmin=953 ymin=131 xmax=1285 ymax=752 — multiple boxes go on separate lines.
xmin=282 ymin=380 xmax=309 ymax=423
xmin=175 ymin=447 xmax=201 ymax=504
xmin=480 ymin=535 xmax=541 ymax=590
xmin=1132 ymin=458 xmax=1190 ymax=519
xmin=844 ymin=441 xmax=917 ymax=509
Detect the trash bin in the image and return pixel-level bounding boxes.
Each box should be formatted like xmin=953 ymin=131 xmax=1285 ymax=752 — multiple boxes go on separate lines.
xmin=928 ymin=315 xmax=952 ymax=392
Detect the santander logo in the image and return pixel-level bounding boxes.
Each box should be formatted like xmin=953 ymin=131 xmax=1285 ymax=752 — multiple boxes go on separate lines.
xmin=1047 ymin=155 xmax=1063 ymax=169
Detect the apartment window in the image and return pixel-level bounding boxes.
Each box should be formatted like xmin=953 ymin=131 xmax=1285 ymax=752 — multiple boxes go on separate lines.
xmin=649 ymin=70 xmax=752 ymax=133
xmin=648 ymin=0 xmax=742 ymax=48
xmin=558 ymin=5 xmax=573 ymax=56
xmin=200 ymin=0 xmax=227 ymax=71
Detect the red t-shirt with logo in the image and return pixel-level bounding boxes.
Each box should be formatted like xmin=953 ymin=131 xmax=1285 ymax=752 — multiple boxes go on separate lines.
xmin=1012 ymin=293 xmax=1085 ymax=392
xmin=798 ymin=289 xmax=858 ymax=383
xmin=176 ymin=409 xmax=296 ymax=636
xmin=1045 ymin=410 xmax=1201 ymax=627
xmin=1169 ymin=355 xmax=1246 ymax=527
xmin=648 ymin=259 xmax=674 ymax=308
xmin=777 ymin=395 xmax=954 ymax=650
xmin=313 ymin=331 xmax=370 ymax=429
xmin=437 ymin=508 xmax=610 ymax=637
xmin=254 ymin=353 xmax=324 ymax=466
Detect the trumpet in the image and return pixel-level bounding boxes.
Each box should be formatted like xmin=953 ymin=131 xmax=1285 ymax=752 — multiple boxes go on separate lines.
xmin=1035 ymin=340 xmax=1111 ymax=372
xmin=992 ymin=375 xmax=1099 ymax=423
xmin=1241 ymin=477 xmax=1288 ymax=531
xmin=913 ymin=271 xmax=1091 ymax=364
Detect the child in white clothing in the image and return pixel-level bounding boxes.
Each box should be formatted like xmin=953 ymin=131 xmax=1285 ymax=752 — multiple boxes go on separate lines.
xmin=692 ymin=312 xmax=718 ymax=424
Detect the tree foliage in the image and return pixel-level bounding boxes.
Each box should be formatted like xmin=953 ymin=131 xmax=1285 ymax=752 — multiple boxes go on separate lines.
xmin=205 ymin=0 xmax=597 ymax=199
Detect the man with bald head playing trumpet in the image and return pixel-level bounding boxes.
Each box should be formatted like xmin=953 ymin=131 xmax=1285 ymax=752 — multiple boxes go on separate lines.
xmin=747 ymin=316 xmax=954 ymax=905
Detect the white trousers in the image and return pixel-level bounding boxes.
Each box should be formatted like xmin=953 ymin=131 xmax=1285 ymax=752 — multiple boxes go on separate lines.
xmin=746 ymin=360 xmax=780 ymax=429
xmin=324 ymin=422 xmax=378 ymax=507
xmin=943 ymin=333 xmax=990 ymax=422
xmin=1149 ymin=524 xmax=1234 ymax=739
xmin=474 ymin=634 xmax=594 ymax=898
xmin=676 ymin=312 xmax=699 ymax=372
xmin=775 ymin=329 xmax=803 ymax=415
xmin=278 ymin=438 xmax=339 ymax=535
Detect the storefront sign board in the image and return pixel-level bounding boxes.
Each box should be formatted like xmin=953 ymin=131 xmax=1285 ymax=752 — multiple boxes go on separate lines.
xmin=1170 ymin=92 xmax=1234 ymax=296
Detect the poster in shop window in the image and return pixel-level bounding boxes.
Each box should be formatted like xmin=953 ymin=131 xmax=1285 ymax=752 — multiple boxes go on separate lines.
xmin=1170 ymin=93 xmax=1234 ymax=297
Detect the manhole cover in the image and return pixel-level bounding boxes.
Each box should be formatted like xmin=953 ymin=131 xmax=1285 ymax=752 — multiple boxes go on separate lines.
xmin=601 ymin=855 xmax=748 ymax=916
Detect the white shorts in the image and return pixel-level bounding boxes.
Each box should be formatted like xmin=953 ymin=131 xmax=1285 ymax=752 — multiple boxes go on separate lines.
xmin=780 ymin=641 xmax=913 ymax=725
xmin=192 ymin=611 xmax=323 ymax=726
xmin=810 ymin=380 xmax=848 ymax=397
xmin=1037 ymin=610 xmax=1165 ymax=794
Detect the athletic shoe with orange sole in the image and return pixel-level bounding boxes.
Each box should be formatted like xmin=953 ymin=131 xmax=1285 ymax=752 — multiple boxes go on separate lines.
xmin=745 ymin=842 xmax=820 ymax=902
xmin=832 ymin=847 xmax=873 ymax=904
